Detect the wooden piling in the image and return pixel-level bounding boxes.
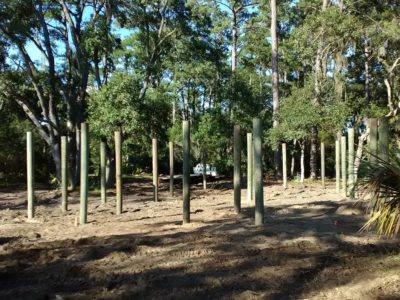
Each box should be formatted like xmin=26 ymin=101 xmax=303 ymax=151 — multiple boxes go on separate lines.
xmin=100 ymin=141 xmax=107 ymax=204
xmin=27 ymin=132 xmax=34 ymax=219
xmin=253 ymin=118 xmax=264 ymax=226
xmin=61 ymin=136 xmax=68 ymax=212
xmin=369 ymin=118 xmax=378 ymax=161
xmin=341 ymin=136 xmax=347 ymax=197
xmin=321 ymin=142 xmax=325 ymax=189
xmin=282 ymin=143 xmax=287 ymax=189
xmin=348 ymin=128 xmax=355 ymax=195
xmin=335 ymin=139 xmax=340 ymax=194
xmin=79 ymin=123 xmax=88 ymax=225
xmin=115 ymin=130 xmax=122 ymax=214
xmin=378 ymin=117 xmax=389 ymax=161
xmin=183 ymin=121 xmax=190 ymax=223
xmin=234 ymin=125 xmax=241 ymax=213
xmin=247 ymin=133 xmax=253 ymax=203
xmin=169 ymin=141 xmax=174 ymax=196
xmin=152 ymin=138 xmax=158 ymax=202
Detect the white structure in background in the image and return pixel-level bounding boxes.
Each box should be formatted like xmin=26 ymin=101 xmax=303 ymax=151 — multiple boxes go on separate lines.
xmin=193 ymin=164 xmax=217 ymax=177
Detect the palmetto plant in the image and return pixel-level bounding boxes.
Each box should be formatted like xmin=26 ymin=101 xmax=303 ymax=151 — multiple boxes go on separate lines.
xmin=355 ymin=150 xmax=400 ymax=237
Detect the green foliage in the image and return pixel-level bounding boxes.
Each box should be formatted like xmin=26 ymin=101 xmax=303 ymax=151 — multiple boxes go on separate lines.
xmin=0 ymin=0 xmax=399 ymax=181
xmin=0 ymin=100 xmax=52 ymax=182
xmin=88 ymin=73 xmax=141 ymax=140
xmin=268 ymin=80 xmax=321 ymax=149
xmin=88 ymin=73 xmax=171 ymax=173
xmin=361 ymin=103 xmax=390 ymax=119
xmin=192 ymin=112 xmax=230 ymax=163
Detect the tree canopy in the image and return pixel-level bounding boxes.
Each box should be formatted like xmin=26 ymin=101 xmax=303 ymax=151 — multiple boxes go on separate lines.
xmin=0 ymin=0 xmax=398 ymax=182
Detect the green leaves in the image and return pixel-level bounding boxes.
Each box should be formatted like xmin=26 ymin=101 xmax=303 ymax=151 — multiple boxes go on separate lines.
xmin=88 ymin=72 xmax=171 ymax=142
xmin=88 ymin=73 xmax=141 ymax=141
xmin=268 ymin=78 xmax=320 ymax=147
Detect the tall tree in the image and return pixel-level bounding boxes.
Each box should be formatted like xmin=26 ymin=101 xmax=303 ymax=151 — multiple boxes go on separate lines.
xmin=0 ymin=0 xmax=116 ymax=184
xmin=270 ymin=0 xmax=280 ymax=175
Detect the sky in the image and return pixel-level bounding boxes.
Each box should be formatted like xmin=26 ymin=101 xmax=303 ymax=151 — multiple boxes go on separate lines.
xmin=22 ymin=1 xmax=236 ymax=68
xmin=21 ymin=6 xmax=133 ymax=68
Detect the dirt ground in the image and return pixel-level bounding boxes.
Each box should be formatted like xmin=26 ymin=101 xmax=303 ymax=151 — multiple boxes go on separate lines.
xmin=0 ymin=178 xmax=399 ymax=300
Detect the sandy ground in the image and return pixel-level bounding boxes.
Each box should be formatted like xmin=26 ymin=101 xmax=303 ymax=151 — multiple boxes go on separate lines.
xmin=0 ymin=178 xmax=399 ymax=300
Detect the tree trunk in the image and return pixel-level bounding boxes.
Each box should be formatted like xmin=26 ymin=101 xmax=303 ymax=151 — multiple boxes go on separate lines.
xmin=270 ymin=0 xmax=281 ymax=176
xmin=230 ymin=9 xmax=238 ymax=122
xmin=271 ymin=0 xmax=279 ymax=129
xmin=310 ymin=0 xmax=329 ymax=181
xmin=290 ymin=139 xmax=296 ymax=177
xmin=50 ymin=133 xmax=62 ymax=182
xmin=231 ymin=11 xmax=237 ymax=72
xmin=106 ymin=144 xmax=116 ymax=188
xmin=290 ymin=155 xmax=295 ymax=178
xmin=172 ymin=99 xmax=176 ymax=124
xmin=364 ymin=39 xmax=371 ymax=104
xmin=68 ymin=131 xmax=78 ymax=190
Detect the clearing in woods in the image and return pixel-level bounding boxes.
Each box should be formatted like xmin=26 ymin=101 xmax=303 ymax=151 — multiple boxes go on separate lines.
xmin=0 ymin=179 xmax=399 ymax=300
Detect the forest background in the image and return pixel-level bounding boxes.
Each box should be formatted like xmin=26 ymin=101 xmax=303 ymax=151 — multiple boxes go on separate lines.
xmin=0 ymin=0 xmax=398 ymax=187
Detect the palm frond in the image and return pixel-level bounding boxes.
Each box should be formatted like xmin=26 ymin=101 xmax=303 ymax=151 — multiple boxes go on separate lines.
xmin=354 ymin=149 xmax=400 ymax=237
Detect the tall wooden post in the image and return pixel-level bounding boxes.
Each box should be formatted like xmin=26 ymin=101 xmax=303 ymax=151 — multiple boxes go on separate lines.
xmin=115 ymin=130 xmax=122 ymax=214
xmin=341 ymin=136 xmax=347 ymax=197
xmin=253 ymin=118 xmax=264 ymax=226
xmin=335 ymin=139 xmax=340 ymax=194
xmin=321 ymin=142 xmax=325 ymax=189
xmin=26 ymin=132 xmax=34 ymax=219
xmin=282 ymin=143 xmax=287 ymax=189
xmin=169 ymin=141 xmax=174 ymax=196
xmin=252 ymin=137 xmax=256 ymax=203
xmin=234 ymin=125 xmax=241 ymax=213
xmin=182 ymin=121 xmax=190 ymax=223
xmin=369 ymin=118 xmax=378 ymax=161
xmin=100 ymin=141 xmax=107 ymax=204
xmin=378 ymin=117 xmax=389 ymax=161
xmin=202 ymin=157 xmax=207 ymax=190
xmin=348 ymin=128 xmax=355 ymax=194
xmin=152 ymin=138 xmax=158 ymax=202
xmin=79 ymin=123 xmax=88 ymax=225
xmin=61 ymin=136 xmax=68 ymax=212
xmin=247 ymin=133 xmax=253 ymax=203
